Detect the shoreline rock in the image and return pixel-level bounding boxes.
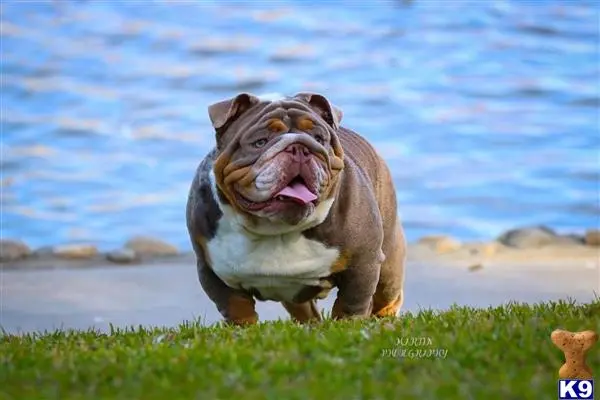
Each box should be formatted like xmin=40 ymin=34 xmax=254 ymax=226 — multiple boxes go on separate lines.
xmin=585 ymin=229 xmax=600 ymax=246
xmin=106 ymin=248 xmax=138 ymax=264
xmin=2 ymin=227 xmax=598 ymax=269
xmin=497 ymin=225 xmax=584 ymax=248
xmin=124 ymin=236 xmax=179 ymax=257
xmin=52 ymin=244 xmax=98 ymax=260
xmin=0 ymin=240 xmax=31 ymax=262
xmin=33 ymin=246 xmax=54 ymax=257
xmin=417 ymin=235 xmax=461 ymax=253
xmin=462 ymin=241 xmax=503 ymax=257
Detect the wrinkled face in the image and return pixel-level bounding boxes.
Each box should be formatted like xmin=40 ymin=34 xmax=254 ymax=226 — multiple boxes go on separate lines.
xmin=210 ymin=93 xmax=345 ymax=227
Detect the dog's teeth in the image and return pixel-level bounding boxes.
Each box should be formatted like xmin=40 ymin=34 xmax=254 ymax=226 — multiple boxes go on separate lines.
xmin=277 ymin=196 xmax=285 ymax=201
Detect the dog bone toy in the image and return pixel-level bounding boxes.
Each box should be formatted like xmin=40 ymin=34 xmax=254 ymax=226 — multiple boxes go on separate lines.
xmin=551 ymin=329 xmax=598 ymax=379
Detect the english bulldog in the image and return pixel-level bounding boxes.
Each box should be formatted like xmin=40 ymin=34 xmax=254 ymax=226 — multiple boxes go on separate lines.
xmin=186 ymin=92 xmax=406 ymax=325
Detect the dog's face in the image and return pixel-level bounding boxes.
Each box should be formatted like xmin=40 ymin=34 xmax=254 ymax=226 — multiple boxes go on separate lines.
xmin=209 ymin=92 xmax=345 ymax=229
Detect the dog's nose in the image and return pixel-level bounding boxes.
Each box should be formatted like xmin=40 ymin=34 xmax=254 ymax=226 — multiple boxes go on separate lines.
xmin=285 ymin=143 xmax=310 ymax=162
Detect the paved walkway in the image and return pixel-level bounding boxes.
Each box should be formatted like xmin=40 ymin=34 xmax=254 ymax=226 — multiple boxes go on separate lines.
xmin=2 ymin=257 xmax=598 ymax=334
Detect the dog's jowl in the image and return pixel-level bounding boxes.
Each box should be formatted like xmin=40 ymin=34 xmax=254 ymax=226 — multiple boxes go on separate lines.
xmin=186 ymin=92 xmax=406 ymax=325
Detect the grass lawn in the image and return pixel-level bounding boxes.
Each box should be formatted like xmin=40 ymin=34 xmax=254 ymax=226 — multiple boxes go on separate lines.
xmin=1 ymin=299 xmax=599 ymax=400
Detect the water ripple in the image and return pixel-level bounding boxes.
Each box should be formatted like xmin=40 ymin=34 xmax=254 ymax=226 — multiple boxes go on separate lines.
xmin=1 ymin=0 xmax=598 ymax=249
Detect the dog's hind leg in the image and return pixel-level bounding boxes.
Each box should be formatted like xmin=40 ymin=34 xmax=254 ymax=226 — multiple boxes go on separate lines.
xmin=371 ymin=222 xmax=406 ymax=317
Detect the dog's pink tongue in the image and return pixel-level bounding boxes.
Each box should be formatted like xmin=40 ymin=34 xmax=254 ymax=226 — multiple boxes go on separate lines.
xmin=276 ymin=182 xmax=317 ymax=205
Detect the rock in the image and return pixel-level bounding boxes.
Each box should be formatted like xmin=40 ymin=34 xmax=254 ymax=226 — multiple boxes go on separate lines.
xmin=584 ymin=230 xmax=600 ymax=246
xmin=552 ymin=235 xmax=587 ymax=247
xmin=106 ymin=248 xmax=138 ymax=264
xmin=498 ymin=226 xmax=585 ymax=248
xmin=417 ymin=235 xmax=461 ymax=253
xmin=497 ymin=226 xmax=558 ymax=248
xmin=465 ymin=242 xmax=503 ymax=257
xmin=564 ymin=234 xmax=585 ymax=244
xmin=33 ymin=246 xmax=54 ymax=257
xmin=467 ymin=263 xmax=484 ymax=272
xmin=0 ymin=240 xmax=31 ymax=262
xmin=124 ymin=236 xmax=178 ymax=256
xmin=53 ymin=244 xmax=98 ymax=259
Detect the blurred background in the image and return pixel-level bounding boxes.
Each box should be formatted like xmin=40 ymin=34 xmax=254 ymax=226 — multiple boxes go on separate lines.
xmin=2 ymin=0 xmax=598 ymax=252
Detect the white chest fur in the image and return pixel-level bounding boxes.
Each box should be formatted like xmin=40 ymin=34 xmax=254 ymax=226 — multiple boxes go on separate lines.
xmin=206 ymin=208 xmax=340 ymax=302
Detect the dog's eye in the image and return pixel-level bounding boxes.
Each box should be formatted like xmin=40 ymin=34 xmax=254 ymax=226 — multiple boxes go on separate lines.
xmin=252 ymin=138 xmax=268 ymax=148
xmin=314 ymin=135 xmax=325 ymax=145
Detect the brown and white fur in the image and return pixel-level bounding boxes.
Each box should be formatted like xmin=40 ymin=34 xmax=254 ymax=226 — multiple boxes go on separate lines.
xmin=186 ymin=92 xmax=406 ymax=325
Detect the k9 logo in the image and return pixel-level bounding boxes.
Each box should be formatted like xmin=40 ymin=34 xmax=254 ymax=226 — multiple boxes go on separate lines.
xmin=558 ymin=380 xmax=594 ymax=400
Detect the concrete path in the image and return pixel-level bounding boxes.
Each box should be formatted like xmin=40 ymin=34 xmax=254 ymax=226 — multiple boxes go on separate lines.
xmin=2 ymin=255 xmax=598 ymax=334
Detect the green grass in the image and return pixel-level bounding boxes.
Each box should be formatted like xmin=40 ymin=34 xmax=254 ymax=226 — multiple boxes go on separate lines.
xmin=1 ymin=300 xmax=599 ymax=400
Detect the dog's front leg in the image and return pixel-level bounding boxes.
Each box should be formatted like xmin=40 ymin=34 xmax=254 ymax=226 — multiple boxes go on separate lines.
xmin=197 ymin=260 xmax=258 ymax=326
xmin=331 ymin=260 xmax=380 ymax=319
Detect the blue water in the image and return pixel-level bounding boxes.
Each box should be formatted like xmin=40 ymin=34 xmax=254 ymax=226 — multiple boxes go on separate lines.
xmin=2 ymin=0 xmax=598 ymax=251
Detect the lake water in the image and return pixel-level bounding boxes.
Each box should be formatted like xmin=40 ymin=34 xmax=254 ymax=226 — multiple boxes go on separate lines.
xmin=2 ymin=0 xmax=598 ymax=251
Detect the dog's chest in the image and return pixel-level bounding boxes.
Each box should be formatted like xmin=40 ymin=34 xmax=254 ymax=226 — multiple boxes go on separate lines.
xmin=206 ymin=219 xmax=339 ymax=302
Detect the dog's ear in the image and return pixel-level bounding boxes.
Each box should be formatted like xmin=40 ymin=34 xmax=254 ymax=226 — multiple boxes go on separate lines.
xmin=293 ymin=92 xmax=343 ymax=129
xmin=208 ymin=93 xmax=260 ymax=132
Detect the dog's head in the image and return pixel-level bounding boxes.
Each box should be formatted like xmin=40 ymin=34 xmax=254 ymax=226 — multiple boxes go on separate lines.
xmin=209 ymin=92 xmax=345 ymax=232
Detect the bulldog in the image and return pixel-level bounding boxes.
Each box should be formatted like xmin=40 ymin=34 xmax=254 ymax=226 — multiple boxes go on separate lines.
xmin=186 ymin=92 xmax=406 ymax=325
